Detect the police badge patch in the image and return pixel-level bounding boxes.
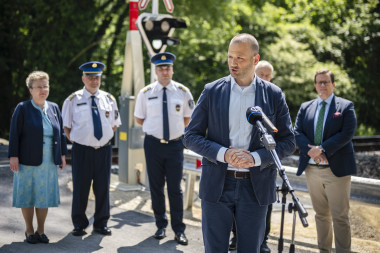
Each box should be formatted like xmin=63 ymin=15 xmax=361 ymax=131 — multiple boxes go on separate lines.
xmin=176 ymin=104 xmax=181 ymax=112
xmin=105 ymin=111 xmax=110 ymax=118
xmin=115 ymin=110 xmax=119 ymax=120
xmin=188 ymin=99 xmax=195 ymax=109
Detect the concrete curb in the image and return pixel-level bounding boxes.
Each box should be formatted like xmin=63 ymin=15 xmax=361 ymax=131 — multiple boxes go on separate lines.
xmin=183 ymin=150 xmax=380 ymax=205
xmin=281 ymin=166 xmax=380 ymax=204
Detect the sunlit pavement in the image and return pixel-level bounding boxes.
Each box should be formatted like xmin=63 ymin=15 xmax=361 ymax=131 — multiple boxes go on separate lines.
xmin=0 ymin=162 xmax=379 ymax=253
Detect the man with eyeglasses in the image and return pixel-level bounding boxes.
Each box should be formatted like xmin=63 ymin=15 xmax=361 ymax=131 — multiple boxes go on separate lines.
xmin=294 ymin=69 xmax=357 ymax=253
xmin=134 ymin=52 xmax=194 ymax=245
xmin=62 ymin=61 xmax=121 ymax=237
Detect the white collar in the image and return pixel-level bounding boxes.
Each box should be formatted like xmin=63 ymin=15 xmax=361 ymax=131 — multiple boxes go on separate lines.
xmin=230 ymin=75 xmax=256 ymax=92
xmin=83 ymin=87 xmax=100 ymax=99
xmin=317 ymin=93 xmax=334 ymax=105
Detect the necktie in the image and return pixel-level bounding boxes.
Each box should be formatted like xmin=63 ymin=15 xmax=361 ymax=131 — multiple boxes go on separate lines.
xmin=91 ymin=95 xmax=103 ymax=140
xmin=162 ymin=87 xmax=169 ymax=141
xmin=314 ymin=101 xmax=327 ymax=145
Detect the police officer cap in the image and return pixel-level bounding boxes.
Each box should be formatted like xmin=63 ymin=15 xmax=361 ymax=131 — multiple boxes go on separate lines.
xmin=150 ymin=52 xmax=176 ymax=66
xmin=79 ymin=61 xmax=105 ymax=76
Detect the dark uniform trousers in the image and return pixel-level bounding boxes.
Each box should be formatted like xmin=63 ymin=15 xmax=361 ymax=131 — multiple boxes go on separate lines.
xmin=144 ymin=134 xmax=186 ymax=233
xmin=71 ymin=142 xmax=112 ymax=229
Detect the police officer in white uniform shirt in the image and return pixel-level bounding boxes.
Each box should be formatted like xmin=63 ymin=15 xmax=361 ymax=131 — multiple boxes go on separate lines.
xmin=62 ymin=61 xmax=121 ymax=236
xmin=134 ymin=52 xmax=194 ymax=245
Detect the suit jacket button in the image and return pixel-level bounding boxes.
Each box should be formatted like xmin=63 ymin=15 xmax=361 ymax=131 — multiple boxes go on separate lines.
xmin=55 ymin=141 xmax=58 ymax=144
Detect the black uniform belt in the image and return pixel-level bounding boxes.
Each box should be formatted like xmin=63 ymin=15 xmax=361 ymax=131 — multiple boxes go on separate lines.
xmin=226 ymin=170 xmax=251 ymax=179
xmin=146 ymin=134 xmax=183 ymax=144
xmin=74 ymin=141 xmax=111 ymax=150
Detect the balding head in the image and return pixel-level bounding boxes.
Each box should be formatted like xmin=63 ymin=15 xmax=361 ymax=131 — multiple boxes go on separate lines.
xmin=255 ymin=61 xmax=274 ymax=82
xmin=230 ymin=33 xmax=259 ymax=56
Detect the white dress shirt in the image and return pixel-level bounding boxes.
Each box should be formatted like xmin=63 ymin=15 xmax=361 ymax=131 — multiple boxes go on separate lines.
xmin=62 ymin=87 xmax=121 ymax=147
xmin=134 ymin=80 xmax=194 ymax=140
xmin=308 ymin=93 xmax=334 ymax=165
xmin=216 ymin=75 xmax=261 ymax=172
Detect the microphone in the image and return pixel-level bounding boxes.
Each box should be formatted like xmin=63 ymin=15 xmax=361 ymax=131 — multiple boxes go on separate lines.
xmin=246 ymin=106 xmax=278 ymax=133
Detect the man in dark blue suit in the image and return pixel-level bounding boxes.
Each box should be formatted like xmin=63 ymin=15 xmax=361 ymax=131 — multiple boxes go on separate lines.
xmin=294 ymin=69 xmax=357 ymax=253
xmin=183 ymin=34 xmax=295 ymax=253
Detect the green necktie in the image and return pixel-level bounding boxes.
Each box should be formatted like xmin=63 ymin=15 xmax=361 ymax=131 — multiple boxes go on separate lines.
xmin=314 ymin=101 xmax=327 ymax=145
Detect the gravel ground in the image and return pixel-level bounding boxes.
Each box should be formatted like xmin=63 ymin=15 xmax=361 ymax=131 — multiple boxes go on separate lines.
xmin=109 ymin=173 xmax=380 ymax=253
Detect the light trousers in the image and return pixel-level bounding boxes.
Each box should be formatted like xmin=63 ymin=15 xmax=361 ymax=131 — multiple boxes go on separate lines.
xmin=305 ymin=165 xmax=351 ymax=253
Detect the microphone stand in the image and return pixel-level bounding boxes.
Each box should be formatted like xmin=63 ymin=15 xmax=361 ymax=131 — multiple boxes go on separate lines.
xmin=255 ymin=120 xmax=308 ymax=253
xmin=288 ymin=202 xmax=299 ymax=253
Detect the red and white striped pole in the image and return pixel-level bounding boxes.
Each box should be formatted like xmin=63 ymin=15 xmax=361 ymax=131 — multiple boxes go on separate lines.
xmin=129 ymin=0 xmax=139 ymax=31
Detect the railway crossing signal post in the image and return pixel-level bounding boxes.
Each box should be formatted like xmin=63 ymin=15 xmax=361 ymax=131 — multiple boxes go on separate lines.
xmin=118 ymin=0 xmax=147 ymax=186
xmin=137 ymin=0 xmax=186 ymax=83
xmin=118 ymin=0 xmax=186 ymax=186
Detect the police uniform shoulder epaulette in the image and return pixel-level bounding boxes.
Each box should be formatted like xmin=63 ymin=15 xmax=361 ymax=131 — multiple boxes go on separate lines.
xmin=143 ymin=86 xmax=152 ymax=93
xmin=107 ymin=93 xmax=116 ymax=101
xmin=67 ymin=92 xmax=77 ymax=101
xmin=176 ymin=84 xmax=187 ymax=92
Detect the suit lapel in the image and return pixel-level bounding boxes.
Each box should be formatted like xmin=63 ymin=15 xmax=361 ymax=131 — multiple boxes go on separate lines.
xmin=249 ymin=78 xmax=263 ymax=147
xmin=254 ymin=79 xmax=265 ymax=110
xmin=46 ymin=104 xmax=57 ymax=126
xmin=323 ymin=96 xmax=337 ymax=140
xmin=221 ymin=77 xmax=231 ymax=143
xmin=306 ymin=99 xmax=318 ymax=142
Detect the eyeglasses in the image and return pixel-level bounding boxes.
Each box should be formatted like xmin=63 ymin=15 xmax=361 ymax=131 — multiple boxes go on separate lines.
xmin=32 ymin=86 xmax=50 ymax=90
xmin=316 ymin=81 xmax=331 ymax=86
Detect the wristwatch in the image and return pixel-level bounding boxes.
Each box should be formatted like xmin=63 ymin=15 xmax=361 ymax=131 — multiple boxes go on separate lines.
xmin=318 ymin=145 xmax=325 ymax=153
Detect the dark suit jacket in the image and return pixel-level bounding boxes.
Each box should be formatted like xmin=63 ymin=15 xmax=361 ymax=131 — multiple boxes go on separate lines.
xmin=294 ymin=95 xmax=357 ymax=177
xmin=8 ymin=100 xmax=68 ymax=166
xmin=183 ymin=76 xmax=295 ymax=205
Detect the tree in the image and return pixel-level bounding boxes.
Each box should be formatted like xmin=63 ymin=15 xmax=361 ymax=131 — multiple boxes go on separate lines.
xmin=0 ymin=0 xmax=126 ymax=137
xmin=1 ymin=0 xmax=379 ymax=138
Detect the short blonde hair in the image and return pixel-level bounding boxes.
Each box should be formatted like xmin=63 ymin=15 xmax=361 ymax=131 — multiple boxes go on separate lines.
xmin=26 ymin=71 xmax=49 ymax=89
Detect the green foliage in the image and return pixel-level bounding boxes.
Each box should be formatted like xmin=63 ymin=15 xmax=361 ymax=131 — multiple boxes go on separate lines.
xmin=356 ymin=123 xmax=378 ymax=136
xmin=286 ymin=0 xmax=380 ymax=128
xmin=0 ymin=0 xmax=126 ymax=137
xmin=166 ymin=0 xmax=244 ymax=99
xmin=1 ymin=0 xmax=379 ymax=138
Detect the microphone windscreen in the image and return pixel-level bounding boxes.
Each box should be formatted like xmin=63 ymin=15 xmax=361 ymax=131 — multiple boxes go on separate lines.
xmin=254 ymin=106 xmax=278 ymax=133
xmin=246 ymin=107 xmax=262 ymax=125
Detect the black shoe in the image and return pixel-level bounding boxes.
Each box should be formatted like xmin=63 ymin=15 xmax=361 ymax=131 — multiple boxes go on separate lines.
xmin=35 ymin=232 xmax=49 ymax=243
xmin=229 ymin=234 xmax=237 ymax=251
xmin=72 ymin=227 xmax=86 ymax=236
xmin=260 ymin=240 xmax=271 ymax=253
xmin=25 ymin=232 xmax=38 ymax=244
xmin=153 ymin=228 xmax=166 ymax=240
xmin=174 ymin=232 xmax=188 ymax=245
xmin=93 ymin=226 xmax=112 ymax=235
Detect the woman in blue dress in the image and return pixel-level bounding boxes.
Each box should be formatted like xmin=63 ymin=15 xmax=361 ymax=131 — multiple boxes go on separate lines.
xmin=8 ymin=71 xmax=67 ymax=244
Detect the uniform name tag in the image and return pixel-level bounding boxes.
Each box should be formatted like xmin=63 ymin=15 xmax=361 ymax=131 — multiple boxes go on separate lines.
xmin=148 ymin=96 xmax=158 ymax=100
xmin=77 ymin=102 xmax=87 ymax=106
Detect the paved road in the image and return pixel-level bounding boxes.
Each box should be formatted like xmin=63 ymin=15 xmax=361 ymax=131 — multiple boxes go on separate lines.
xmin=0 ymin=161 xmax=317 ymax=253
xmin=0 ymin=163 xmax=206 ymax=253
xmin=1 ymin=142 xmax=380 ymax=252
